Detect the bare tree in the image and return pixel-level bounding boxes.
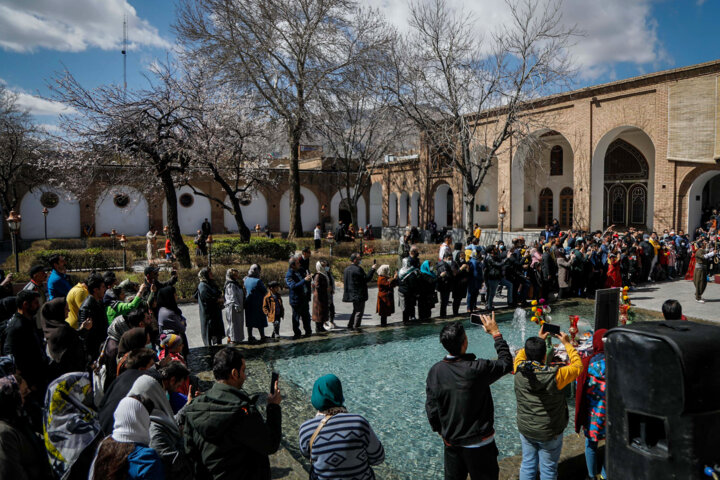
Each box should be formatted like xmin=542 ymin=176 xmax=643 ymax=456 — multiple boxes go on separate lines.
xmin=0 ymin=85 xmax=44 ymax=215
xmin=175 ymin=0 xmax=381 ymax=238
xmin=311 ymin=10 xmax=412 ymax=228
xmin=49 ymin=66 xmax=195 ymax=268
xmin=181 ymin=63 xmax=277 ymax=241
xmin=388 ymin=0 xmax=576 ymax=232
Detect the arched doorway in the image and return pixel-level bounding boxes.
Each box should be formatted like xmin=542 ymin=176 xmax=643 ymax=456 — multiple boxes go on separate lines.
xmin=280 ymin=186 xmax=320 ymax=233
xmin=538 ymin=188 xmax=553 ymax=227
xmin=20 ymin=186 xmax=81 ymax=239
xmin=602 ymin=139 xmax=650 ymax=229
xmin=96 ymin=185 xmax=148 ymax=236
xmin=512 ymin=130 xmax=574 ymax=230
xmin=410 ymin=192 xmax=420 ymax=227
xmin=339 ymin=199 xmax=352 ymax=226
xmin=369 ymin=182 xmax=383 ymax=226
xmin=389 ymin=193 xmax=398 ymax=226
xmin=559 ymin=187 xmax=573 ymax=228
xmin=434 ymin=183 xmax=454 ymax=228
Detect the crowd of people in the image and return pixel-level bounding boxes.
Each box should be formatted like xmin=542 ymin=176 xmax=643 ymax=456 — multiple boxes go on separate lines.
xmin=0 ymin=216 xmax=712 ymax=480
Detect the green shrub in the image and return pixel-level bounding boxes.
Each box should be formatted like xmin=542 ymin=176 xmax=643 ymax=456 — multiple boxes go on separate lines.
xmin=210 ymin=238 xmax=296 ymax=262
xmin=19 ymin=248 xmax=130 ymax=272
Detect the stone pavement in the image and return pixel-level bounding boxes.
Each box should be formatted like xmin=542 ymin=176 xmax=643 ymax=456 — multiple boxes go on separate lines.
xmin=626 ymin=277 xmax=720 ymax=323
xmin=181 ymin=283 xmax=476 ymax=347
xmin=178 ymin=276 xmax=720 ymax=347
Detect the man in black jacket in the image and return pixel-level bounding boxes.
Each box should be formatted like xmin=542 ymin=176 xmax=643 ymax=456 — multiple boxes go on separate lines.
xmin=426 ymin=314 xmax=512 ymax=480
xmin=78 ymin=273 xmax=108 ymax=359
xmin=183 ymin=347 xmax=281 ymax=480
xmin=3 ymin=290 xmax=45 ymax=394
xmin=342 ymin=253 xmax=377 ymax=330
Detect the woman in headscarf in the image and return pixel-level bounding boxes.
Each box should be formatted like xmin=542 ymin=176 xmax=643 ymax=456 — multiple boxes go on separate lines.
xmin=397 ymin=257 xmax=419 ymax=324
xmin=243 ymin=264 xmax=268 ymax=343
xmin=128 ymin=364 xmax=192 ymax=478
xmin=575 ymin=329 xmax=608 ymax=480
xmin=146 ymin=229 xmax=158 ymax=265
xmin=223 ymin=268 xmax=245 ymax=344
xmin=196 ymin=268 xmax=224 ymax=346
xmin=41 ymin=297 xmax=87 ymax=379
xmin=157 ymin=286 xmax=188 ymax=356
xmin=89 ymin=395 xmax=165 ymax=480
xmin=116 ymin=328 xmax=151 ymax=377
xmin=299 ymin=374 xmax=384 ymax=480
xmin=311 ymin=260 xmax=331 ymax=333
xmin=417 ymin=260 xmax=438 ymax=321
xmin=376 ymin=265 xmax=398 ymax=326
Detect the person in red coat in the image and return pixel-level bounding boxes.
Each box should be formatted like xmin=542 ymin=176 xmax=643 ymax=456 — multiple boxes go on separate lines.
xmin=604 ymin=255 xmax=622 ymax=288
xmin=376 ymin=265 xmax=398 ymax=327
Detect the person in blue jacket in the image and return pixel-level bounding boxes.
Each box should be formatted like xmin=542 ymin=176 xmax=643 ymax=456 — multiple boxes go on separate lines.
xmin=90 ymin=395 xmax=165 ymax=480
xmin=47 ymin=254 xmax=72 ymax=300
xmin=466 ymin=253 xmax=484 ymax=312
xmin=286 ymin=256 xmax=313 ymax=339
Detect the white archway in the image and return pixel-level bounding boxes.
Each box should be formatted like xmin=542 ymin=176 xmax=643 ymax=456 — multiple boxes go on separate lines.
xmin=330 ymin=189 xmax=366 ymax=228
xmin=591 ymin=126 xmax=655 ymax=231
xmin=410 ymin=192 xmax=420 ymax=227
xmin=512 ymin=131 xmax=574 ymax=229
xmin=280 ymin=186 xmax=319 ymax=233
xmin=369 ymin=182 xmax=383 ymax=226
xmin=434 ymin=184 xmax=453 ymax=228
xmin=687 ymin=170 xmax=720 ymax=233
xmin=224 ymin=191 xmax=268 ymax=232
xmin=20 ymin=186 xmax=80 ymax=239
xmin=398 ymin=192 xmax=409 ymax=227
xmin=388 ymin=193 xmax=398 ymax=226
xmin=95 ymin=185 xmax=148 ymax=236
xmin=163 ymin=185 xmax=212 ymax=235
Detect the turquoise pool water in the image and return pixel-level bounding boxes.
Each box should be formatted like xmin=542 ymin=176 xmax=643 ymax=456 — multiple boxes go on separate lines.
xmin=264 ymin=303 xmax=601 ymax=479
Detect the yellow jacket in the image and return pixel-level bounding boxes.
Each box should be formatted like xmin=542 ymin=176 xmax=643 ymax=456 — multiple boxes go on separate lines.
xmin=649 ymin=238 xmax=660 ymax=255
xmin=66 ymin=283 xmax=88 ymax=329
xmin=514 ymin=341 xmax=583 ymax=390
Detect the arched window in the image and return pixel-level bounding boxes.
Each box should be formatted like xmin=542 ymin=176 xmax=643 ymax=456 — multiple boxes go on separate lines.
xmin=550 ymin=146 xmax=563 ymax=176
xmin=538 ymin=188 xmax=553 ymax=227
xmin=559 ymin=187 xmax=573 ymax=228
xmin=608 ymin=184 xmax=627 ymax=225
xmin=629 ymin=184 xmax=647 ymax=225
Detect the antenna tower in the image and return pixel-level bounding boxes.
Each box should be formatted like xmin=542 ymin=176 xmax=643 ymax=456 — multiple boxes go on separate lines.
xmin=122 ymin=14 xmax=128 ymax=99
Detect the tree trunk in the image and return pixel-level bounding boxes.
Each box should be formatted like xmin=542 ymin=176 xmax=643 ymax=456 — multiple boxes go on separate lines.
xmin=231 ymin=203 xmax=252 ymax=242
xmin=463 ymin=189 xmax=476 ymax=234
xmin=159 ymin=171 xmax=191 ymax=268
xmin=349 ymin=200 xmax=358 ymax=229
xmin=287 ymin=128 xmax=303 ymax=239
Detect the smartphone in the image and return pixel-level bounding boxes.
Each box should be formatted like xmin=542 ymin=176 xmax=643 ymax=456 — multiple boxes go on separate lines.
xmin=373 ymin=258 xmax=376 ymax=265
xmin=542 ymin=323 xmax=561 ymax=336
xmin=470 ymin=314 xmax=483 ymax=326
xmin=270 ymin=371 xmax=279 ymax=394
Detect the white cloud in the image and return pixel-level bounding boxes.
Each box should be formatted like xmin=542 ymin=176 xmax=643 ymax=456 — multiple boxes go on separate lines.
xmin=362 ymin=0 xmax=666 ymax=80
xmin=13 ymin=91 xmax=76 ymax=116
xmin=0 ymin=0 xmax=170 ymax=53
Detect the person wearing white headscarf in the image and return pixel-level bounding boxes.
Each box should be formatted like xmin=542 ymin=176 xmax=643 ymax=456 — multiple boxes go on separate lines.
xmin=128 ymin=369 xmax=192 ymax=480
xmin=89 ymin=395 xmax=165 ymax=480
xmin=312 ymin=260 xmax=331 ymax=332
xmin=223 ymin=268 xmax=245 ymax=344
xmin=376 ymin=265 xmax=398 ymax=326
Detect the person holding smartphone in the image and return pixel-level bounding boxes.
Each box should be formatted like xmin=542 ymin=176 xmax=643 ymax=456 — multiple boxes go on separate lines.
xmin=425 ymin=313 xmax=512 ymax=480
xmin=513 ymin=326 xmax=583 ymax=480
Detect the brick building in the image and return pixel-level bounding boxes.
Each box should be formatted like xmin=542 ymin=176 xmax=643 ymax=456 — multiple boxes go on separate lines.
xmin=373 ymin=59 xmax=720 ymax=236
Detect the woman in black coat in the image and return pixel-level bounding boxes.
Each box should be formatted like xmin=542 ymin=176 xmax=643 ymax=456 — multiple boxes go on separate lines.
xmin=196 ymin=268 xmax=224 ymax=346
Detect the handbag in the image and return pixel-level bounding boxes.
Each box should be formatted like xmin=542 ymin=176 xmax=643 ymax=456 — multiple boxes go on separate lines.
xmin=308 ymin=414 xmax=334 ymax=479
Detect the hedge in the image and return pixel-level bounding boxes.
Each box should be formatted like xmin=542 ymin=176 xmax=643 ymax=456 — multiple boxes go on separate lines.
xmin=18 ymin=248 xmax=130 ymax=272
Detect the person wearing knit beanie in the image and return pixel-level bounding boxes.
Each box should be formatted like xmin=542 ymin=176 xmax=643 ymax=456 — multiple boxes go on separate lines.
xmin=112 ymin=396 xmax=152 ymax=445
xmin=160 ymin=333 xmax=182 ymax=351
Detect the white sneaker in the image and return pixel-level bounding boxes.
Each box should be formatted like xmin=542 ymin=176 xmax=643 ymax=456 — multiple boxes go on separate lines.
xmin=696 ymin=298 xmax=705 ymax=303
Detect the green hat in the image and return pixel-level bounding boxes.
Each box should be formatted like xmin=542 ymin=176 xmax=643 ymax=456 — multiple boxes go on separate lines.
xmin=311 ymin=374 xmax=344 ymax=411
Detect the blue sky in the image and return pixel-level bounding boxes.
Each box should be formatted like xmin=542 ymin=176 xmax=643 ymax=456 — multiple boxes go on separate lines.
xmin=0 ymin=0 xmax=718 ymax=130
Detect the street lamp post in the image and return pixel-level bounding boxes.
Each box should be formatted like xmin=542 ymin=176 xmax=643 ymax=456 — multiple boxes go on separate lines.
xmin=499 ymin=206 xmax=507 ymax=243
xmin=6 ymin=210 xmax=22 ymax=273
xmin=207 ymin=235 xmax=214 ymax=268
xmin=119 ymin=234 xmax=127 ymax=271
xmin=42 ymin=207 xmax=49 ymax=240
xmin=110 ymin=229 xmax=117 ymax=250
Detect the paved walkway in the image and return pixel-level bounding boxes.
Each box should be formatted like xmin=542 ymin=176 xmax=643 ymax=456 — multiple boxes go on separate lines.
xmin=179 ymin=277 xmax=720 ymax=347
xmin=625 ymin=277 xmax=720 ymax=323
